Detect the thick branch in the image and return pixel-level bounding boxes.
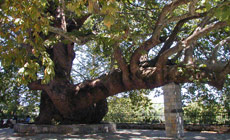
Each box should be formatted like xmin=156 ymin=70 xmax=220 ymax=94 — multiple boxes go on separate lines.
xmin=211 ymin=36 xmax=230 ymax=62
xmin=59 ymin=0 xmax=67 ymax=32
xmin=113 ymin=45 xmax=132 ymax=89
xmin=157 ymin=21 xmax=228 ymax=66
xmin=130 ymin=0 xmax=192 ymax=75
xmin=189 ymin=0 xmax=198 ymax=15
xmin=221 ymin=62 xmax=230 ymax=77
xmin=66 ymin=14 xmax=91 ymax=32
xmin=186 ymin=22 xmax=228 ymax=44
xmin=113 ymin=46 xmax=129 ymax=74
xmin=167 ymin=13 xmax=201 ymax=24
xmin=49 ymin=26 xmax=81 ymax=43
xmin=154 ymin=16 xmax=198 ymax=80
xmin=49 ymin=26 xmax=94 ymax=44
xmin=152 ymin=0 xmax=191 ymax=41
xmin=158 ymin=17 xmax=194 ymax=56
xmin=156 ymin=0 xmax=191 ymax=26
xmin=130 ymin=38 xmax=160 ymax=75
xmin=196 ymin=60 xmax=228 ymax=73
xmin=28 ymin=80 xmax=48 ymax=90
xmin=184 ymin=44 xmax=195 ymax=64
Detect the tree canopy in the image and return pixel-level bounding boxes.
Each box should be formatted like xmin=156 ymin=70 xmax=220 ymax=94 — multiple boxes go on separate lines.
xmin=0 ymin=0 xmax=230 ymax=124
xmin=0 ymin=0 xmax=229 ymax=86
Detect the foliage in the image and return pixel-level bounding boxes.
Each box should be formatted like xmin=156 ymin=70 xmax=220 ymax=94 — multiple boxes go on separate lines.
xmin=104 ymin=89 xmax=229 ymax=125
xmin=0 ymin=0 xmax=229 ymax=85
xmin=220 ymin=75 xmax=230 ymax=118
xmin=0 ymin=0 xmax=54 ymax=84
xmin=71 ymin=44 xmax=111 ymax=83
xmin=183 ymin=99 xmax=228 ymax=125
xmin=181 ymin=82 xmax=230 ymax=124
xmin=0 ymin=66 xmax=40 ymax=120
xmin=103 ymin=91 xmax=164 ymax=123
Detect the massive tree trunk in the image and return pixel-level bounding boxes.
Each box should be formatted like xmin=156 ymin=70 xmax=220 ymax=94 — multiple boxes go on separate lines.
xmin=30 ymin=41 xmax=142 ymax=124
xmin=37 ymin=90 xmax=108 ymax=124
xmin=33 ymin=42 xmax=110 ymax=124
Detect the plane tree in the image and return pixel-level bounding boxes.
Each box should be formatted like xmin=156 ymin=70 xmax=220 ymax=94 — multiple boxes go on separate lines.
xmin=0 ymin=0 xmax=230 ymax=124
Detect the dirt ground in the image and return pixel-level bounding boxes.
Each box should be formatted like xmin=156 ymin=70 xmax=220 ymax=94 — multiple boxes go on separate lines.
xmin=0 ymin=128 xmax=230 ymax=140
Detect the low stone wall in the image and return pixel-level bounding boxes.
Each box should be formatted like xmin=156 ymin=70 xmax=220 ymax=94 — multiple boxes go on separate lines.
xmin=185 ymin=125 xmax=230 ymax=133
xmin=117 ymin=123 xmax=165 ymax=130
xmin=14 ymin=123 xmax=116 ymax=134
xmin=14 ymin=123 xmax=230 ymax=134
xmin=117 ymin=123 xmax=230 ymax=133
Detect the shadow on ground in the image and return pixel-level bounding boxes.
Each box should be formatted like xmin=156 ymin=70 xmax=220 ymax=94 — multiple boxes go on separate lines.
xmin=1 ymin=128 xmax=230 ymax=140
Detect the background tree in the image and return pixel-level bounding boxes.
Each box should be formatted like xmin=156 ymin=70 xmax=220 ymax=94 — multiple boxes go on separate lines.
xmin=182 ymin=82 xmax=230 ymax=125
xmin=103 ymin=91 xmax=164 ymax=123
xmin=0 ymin=0 xmax=230 ymax=124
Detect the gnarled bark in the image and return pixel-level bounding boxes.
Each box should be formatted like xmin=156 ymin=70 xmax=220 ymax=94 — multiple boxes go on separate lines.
xmin=36 ymin=90 xmax=108 ymax=124
xmin=34 ymin=42 xmax=111 ymax=124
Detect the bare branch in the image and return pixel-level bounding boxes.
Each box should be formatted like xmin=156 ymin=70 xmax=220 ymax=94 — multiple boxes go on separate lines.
xmin=195 ymin=60 xmax=228 ymax=72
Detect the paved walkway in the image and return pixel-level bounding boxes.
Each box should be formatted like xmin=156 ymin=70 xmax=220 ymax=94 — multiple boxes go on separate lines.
xmin=0 ymin=128 xmax=230 ymax=140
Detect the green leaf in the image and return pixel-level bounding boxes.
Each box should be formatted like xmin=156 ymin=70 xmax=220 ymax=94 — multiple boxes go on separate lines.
xmin=104 ymin=15 xmax=115 ymax=29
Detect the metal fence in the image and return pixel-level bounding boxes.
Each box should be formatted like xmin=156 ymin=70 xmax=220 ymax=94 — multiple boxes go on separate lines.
xmin=183 ymin=112 xmax=230 ymax=125
xmin=150 ymin=103 xmax=230 ymax=125
xmin=150 ymin=111 xmax=230 ymax=125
